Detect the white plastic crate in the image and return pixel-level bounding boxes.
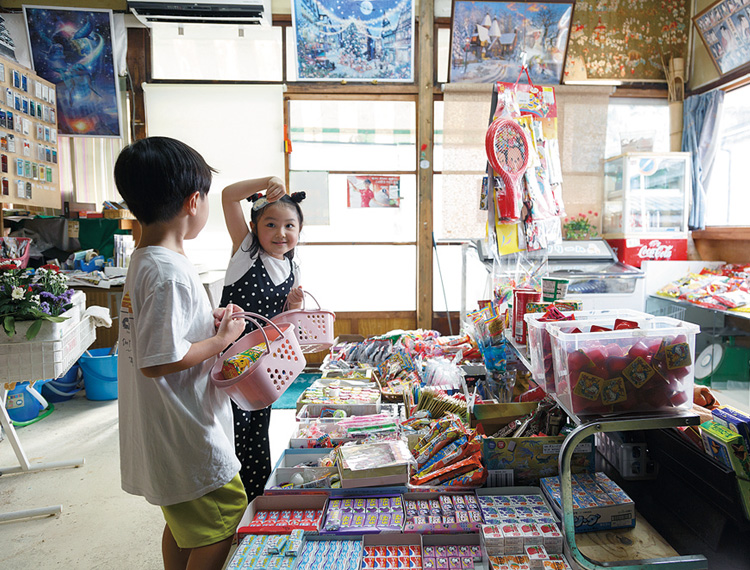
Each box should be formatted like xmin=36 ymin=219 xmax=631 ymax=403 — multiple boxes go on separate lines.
xmin=1 ymin=315 xmax=96 ymax=384
xmin=0 ymin=291 xmax=86 ymax=344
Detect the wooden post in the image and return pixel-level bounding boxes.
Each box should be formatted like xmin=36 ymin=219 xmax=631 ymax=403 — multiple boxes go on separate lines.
xmin=417 ymin=0 xmax=435 ymax=330
xmin=126 ymin=28 xmax=150 ymax=141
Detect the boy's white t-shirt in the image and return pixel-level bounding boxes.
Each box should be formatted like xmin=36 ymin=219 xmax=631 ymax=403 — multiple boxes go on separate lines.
xmin=118 ymin=246 xmax=240 ymax=506
xmin=224 ymin=231 xmax=300 ymax=289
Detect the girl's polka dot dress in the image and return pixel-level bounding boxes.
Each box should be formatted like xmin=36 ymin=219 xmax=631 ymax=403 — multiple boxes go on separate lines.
xmin=220 ymin=256 xmax=294 ymax=500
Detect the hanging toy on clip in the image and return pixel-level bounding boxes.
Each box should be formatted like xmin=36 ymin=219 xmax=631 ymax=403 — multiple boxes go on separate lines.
xmin=485 ymin=118 xmax=530 ymax=221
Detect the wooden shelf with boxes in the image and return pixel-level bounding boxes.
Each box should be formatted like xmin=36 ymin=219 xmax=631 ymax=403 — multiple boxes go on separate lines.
xmin=0 ymin=54 xmax=61 ymax=218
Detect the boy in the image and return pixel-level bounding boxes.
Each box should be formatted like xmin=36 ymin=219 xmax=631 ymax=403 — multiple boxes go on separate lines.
xmin=114 ymin=137 xmax=247 ymax=570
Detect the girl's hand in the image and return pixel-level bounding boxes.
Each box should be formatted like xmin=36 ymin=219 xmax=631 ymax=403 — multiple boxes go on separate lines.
xmin=216 ymin=306 xmax=245 ymax=346
xmin=287 ymin=286 xmax=305 ymax=309
xmin=266 ymin=177 xmax=286 ymax=203
xmin=214 ymin=304 xmax=243 ymax=330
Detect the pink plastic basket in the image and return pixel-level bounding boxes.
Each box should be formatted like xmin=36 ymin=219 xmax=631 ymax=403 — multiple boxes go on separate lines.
xmin=0 ymin=237 xmax=31 ymax=269
xmin=210 ymin=312 xmax=306 ymax=411
xmin=271 ymin=291 xmax=335 ymax=354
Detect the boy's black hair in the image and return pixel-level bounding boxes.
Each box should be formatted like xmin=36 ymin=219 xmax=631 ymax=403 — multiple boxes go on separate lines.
xmin=245 ymin=192 xmax=306 ymax=261
xmin=114 ymin=136 xmax=217 ymax=225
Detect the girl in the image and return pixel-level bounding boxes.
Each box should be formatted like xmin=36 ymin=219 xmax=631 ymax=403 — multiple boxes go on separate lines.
xmin=221 ymin=176 xmax=306 ymax=499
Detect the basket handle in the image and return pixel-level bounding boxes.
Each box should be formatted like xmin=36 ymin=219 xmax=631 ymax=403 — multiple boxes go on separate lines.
xmin=282 ymin=290 xmax=322 ymax=312
xmin=231 ymin=311 xmax=290 ymax=354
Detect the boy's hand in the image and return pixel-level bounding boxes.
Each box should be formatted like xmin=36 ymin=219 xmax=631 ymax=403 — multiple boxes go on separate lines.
xmin=287 ymin=286 xmax=305 ymax=310
xmin=214 ymin=304 xmax=243 ymax=329
xmin=216 ymin=306 xmax=245 ymax=346
xmin=266 ymin=177 xmax=286 ymax=203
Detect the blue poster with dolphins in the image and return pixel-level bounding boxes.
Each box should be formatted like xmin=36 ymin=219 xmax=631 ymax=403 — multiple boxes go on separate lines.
xmin=24 ymin=7 xmax=121 ymax=137
xmin=292 ymin=0 xmax=414 ymax=81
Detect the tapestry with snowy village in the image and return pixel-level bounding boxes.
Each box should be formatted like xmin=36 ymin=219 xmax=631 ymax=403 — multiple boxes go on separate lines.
xmin=292 ymin=0 xmax=414 ymax=81
xmin=450 ymin=1 xmax=574 ymax=84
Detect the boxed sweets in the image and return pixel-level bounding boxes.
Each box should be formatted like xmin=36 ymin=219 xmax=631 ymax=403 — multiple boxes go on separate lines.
xmin=699 ymin=420 xmax=750 ymax=478
xmin=548 ymin=316 xmax=698 ymax=417
xmin=296 ymin=537 xmax=362 ymax=570
xmin=711 ymin=406 xmax=750 ymax=453
xmin=244 ymin=508 xmax=324 ymax=534
xmin=476 ymin=493 xmax=556 ymax=526
xmin=540 ymin=472 xmax=635 ymax=533
xmin=226 ymin=533 xmax=302 ymax=570
xmin=322 ymin=495 xmax=404 ymax=534
xmin=402 ymin=492 xmax=483 ymax=533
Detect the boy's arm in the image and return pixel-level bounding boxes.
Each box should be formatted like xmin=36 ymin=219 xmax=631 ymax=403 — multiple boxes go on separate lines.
xmin=140 ymin=307 xmax=245 ymax=378
xmin=222 ymin=177 xmax=286 ymax=253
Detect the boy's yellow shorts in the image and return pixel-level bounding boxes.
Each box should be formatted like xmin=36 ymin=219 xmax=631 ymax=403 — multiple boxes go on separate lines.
xmin=161 ymin=474 xmax=248 ymax=549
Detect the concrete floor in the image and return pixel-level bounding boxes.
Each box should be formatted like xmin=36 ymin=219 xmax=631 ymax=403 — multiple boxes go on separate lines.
xmin=0 ymin=394 xmax=297 ymax=569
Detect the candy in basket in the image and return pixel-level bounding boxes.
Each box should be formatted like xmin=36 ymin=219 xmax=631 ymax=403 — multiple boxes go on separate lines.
xmin=210 ymin=311 xmax=306 ymax=410
xmin=272 ymin=291 xmax=335 ymax=353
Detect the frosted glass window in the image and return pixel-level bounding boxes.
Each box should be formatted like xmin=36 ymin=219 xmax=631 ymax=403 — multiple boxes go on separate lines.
xmin=295 ymin=245 xmax=416 ymax=311
xmin=288 ymin=100 xmax=416 ymax=171
xmin=300 ymin=174 xmax=416 ymax=241
xmin=437 ymin=27 xmax=450 ymax=84
xmin=605 ymin=99 xmax=669 ymax=158
xmin=151 ymin=23 xmax=282 ymax=81
xmin=432 ymin=243 xmax=493 ymax=313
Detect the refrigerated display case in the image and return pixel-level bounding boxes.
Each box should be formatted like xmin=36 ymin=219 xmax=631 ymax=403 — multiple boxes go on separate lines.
xmin=602 ymin=152 xmax=691 ymax=267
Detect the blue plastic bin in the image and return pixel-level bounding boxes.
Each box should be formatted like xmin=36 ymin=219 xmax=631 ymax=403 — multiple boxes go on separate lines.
xmin=41 ymin=365 xmax=82 ymax=403
xmin=5 ymin=381 xmax=48 ymax=422
xmin=80 ymin=348 xmax=118 ymax=401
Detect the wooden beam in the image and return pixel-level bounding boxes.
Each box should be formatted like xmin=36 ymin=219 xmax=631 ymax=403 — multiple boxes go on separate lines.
xmin=126 ymin=27 xmax=150 ymax=141
xmin=417 ymin=3 xmax=435 ymax=330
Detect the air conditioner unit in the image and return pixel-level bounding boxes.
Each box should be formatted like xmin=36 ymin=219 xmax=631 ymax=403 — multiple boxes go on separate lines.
xmin=128 ymin=0 xmax=271 ymax=26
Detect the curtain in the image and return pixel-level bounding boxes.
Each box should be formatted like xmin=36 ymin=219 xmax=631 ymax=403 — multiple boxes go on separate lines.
xmin=58 ymin=137 xmax=126 ymax=207
xmin=682 ymin=90 xmax=724 ymax=230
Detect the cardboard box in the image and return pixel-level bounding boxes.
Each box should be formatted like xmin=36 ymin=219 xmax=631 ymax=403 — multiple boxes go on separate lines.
xmin=237 ymin=494 xmax=328 ymax=536
xmin=482 ymin=435 xmax=595 ymax=486
xmin=472 ymin=402 xmax=538 ymax=433
xmin=699 ymin=420 xmax=750 ymax=478
xmin=265 ymin=448 xmax=338 ymax=494
xmin=539 ymin=473 xmax=635 ymax=533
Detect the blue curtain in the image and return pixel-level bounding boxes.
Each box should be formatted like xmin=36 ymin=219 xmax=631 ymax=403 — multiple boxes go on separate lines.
xmin=681 ymin=90 xmax=724 ymax=230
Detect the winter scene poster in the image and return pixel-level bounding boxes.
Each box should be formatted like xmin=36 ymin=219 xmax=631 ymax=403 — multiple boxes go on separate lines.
xmin=449 ymin=1 xmax=574 ymax=84
xmin=292 ymin=0 xmax=414 ymax=82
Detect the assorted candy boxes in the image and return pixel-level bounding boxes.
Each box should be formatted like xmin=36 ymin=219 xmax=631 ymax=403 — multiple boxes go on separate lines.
xmin=548 ymin=316 xmax=699 ymax=417
xmin=323 ymin=496 xmax=405 ymax=534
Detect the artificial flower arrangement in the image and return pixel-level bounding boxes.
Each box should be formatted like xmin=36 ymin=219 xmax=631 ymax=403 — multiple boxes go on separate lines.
xmin=562 ymin=211 xmax=599 ymax=240
xmin=0 ymin=264 xmax=75 ymax=340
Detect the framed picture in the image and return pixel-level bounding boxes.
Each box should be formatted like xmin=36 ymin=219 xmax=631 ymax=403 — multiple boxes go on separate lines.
xmin=24 ymin=6 xmax=122 ymax=137
xmin=694 ymin=0 xmax=750 ymax=76
xmin=291 ymin=0 xmax=414 ymax=82
xmin=449 ymin=0 xmax=574 ymax=84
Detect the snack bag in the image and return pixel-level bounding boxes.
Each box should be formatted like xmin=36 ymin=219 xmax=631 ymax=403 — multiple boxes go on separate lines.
xmin=221 ymin=343 xmax=267 ymax=379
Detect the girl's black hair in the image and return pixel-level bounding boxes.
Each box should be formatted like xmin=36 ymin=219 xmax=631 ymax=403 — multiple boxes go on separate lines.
xmin=243 ymin=192 xmax=306 ymax=260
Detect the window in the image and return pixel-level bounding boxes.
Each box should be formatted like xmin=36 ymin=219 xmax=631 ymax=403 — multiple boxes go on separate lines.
xmin=705 ymin=83 xmax=750 ymax=226
xmin=604 ymin=98 xmax=670 ymax=158
xmin=288 ymin=98 xmax=418 ymax=311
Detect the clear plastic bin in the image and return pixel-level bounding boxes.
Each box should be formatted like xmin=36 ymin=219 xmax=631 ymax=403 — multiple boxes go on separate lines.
xmin=525 ymin=309 xmax=649 ymax=394
xmin=548 ymin=316 xmax=699 ymax=417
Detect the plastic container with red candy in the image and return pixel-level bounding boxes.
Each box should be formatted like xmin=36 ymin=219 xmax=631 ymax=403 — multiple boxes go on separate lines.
xmin=548 ymin=315 xmax=699 ymax=417
xmin=525 ymin=309 xmax=648 ymax=394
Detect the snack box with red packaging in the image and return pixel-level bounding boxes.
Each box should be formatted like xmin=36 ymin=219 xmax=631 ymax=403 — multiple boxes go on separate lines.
xmin=548 ymin=315 xmax=699 ymax=417
xmin=237 ymin=494 xmax=328 ymax=536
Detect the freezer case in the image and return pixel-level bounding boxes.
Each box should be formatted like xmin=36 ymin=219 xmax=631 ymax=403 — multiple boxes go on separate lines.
xmin=546 ymin=240 xmax=645 ymax=311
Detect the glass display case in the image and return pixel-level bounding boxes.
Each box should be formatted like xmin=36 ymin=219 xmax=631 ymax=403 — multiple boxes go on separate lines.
xmin=603 ymin=152 xmax=691 ymax=236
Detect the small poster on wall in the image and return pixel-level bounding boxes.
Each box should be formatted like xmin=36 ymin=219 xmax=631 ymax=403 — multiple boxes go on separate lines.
xmin=291 ymin=0 xmax=414 ymax=82
xmin=24 ymin=6 xmax=122 ymax=137
xmin=347 ymin=175 xmax=401 ymax=208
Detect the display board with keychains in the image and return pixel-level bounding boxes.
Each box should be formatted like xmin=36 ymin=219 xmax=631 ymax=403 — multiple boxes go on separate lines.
xmin=0 ymin=54 xmax=60 ymax=209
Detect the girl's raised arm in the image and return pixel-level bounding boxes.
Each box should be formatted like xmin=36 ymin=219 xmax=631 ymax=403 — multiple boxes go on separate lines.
xmin=222 ymin=177 xmax=285 ymax=253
